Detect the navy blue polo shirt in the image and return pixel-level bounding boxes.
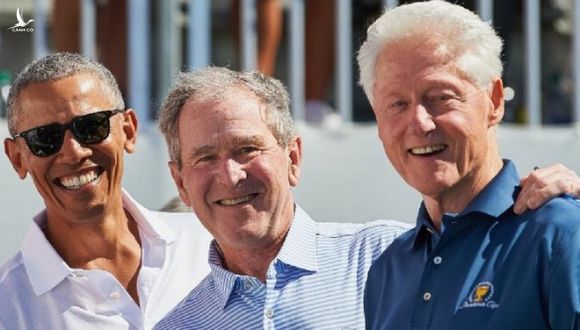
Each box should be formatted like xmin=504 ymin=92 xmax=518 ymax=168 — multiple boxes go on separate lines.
xmin=364 ymin=160 xmax=580 ymax=330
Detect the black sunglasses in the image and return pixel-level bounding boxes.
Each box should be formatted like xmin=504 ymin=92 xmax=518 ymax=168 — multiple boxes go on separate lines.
xmin=12 ymin=109 xmax=125 ymax=157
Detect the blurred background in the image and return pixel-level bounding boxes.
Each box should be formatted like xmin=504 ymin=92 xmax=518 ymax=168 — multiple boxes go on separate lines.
xmin=1 ymin=0 xmax=579 ymax=263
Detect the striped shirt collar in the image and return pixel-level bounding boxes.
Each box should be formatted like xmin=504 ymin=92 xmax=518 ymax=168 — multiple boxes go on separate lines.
xmin=207 ymin=204 xmax=319 ymax=309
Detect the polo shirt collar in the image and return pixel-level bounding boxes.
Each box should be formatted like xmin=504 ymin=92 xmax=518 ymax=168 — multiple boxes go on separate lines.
xmin=207 ymin=204 xmax=319 ymax=310
xmin=458 ymin=160 xmax=519 ymax=218
xmin=21 ymin=189 xmax=176 ymax=296
xmin=121 ymin=189 xmax=176 ymax=245
xmin=412 ymin=204 xmax=437 ymax=246
xmin=207 ymin=241 xmax=239 ymax=310
xmin=275 ymin=205 xmax=318 ymax=272
xmin=412 ymin=159 xmax=520 ymax=246
xmin=21 ymin=209 xmax=69 ymax=296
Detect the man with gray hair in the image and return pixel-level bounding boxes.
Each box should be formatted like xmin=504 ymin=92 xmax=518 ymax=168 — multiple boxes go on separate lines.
xmin=154 ymin=66 xmax=411 ymax=329
xmin=359 ymin=1 xmax=580 ymax=329
xmin=154 ymin=66 xmax=578 ymax=329
xmin=0 ymin=52 xmax=212 ymax=329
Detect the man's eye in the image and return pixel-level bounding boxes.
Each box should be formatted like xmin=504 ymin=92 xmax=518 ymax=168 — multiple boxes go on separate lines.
xmin=385 ymin=101 xmax=407 ymax=114
xmin=431 ymin=94 xmax=455 ymax=103
xmin=196 ymin=155 xmax=215 ymax=164
xmin=240 ymin=146 xmax=260 ymax=154
xmin=391 ymin=101 xmax=406 ymax=108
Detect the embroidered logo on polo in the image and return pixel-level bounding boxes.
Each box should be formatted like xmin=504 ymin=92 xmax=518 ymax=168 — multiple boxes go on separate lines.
xmin=458 ymin=281 xmax=500 ymax=310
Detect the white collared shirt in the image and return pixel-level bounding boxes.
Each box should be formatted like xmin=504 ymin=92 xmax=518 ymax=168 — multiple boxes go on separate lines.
xmin=0 ymin=190 xmax=213 ymax=330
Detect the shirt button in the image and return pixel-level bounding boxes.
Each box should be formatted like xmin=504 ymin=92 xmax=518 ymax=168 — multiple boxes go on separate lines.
xmin=423 ymin=292 xmax=432 ymax=301
xmin=265 ymin=308 xmax=275 ymax=319
xmin=110 ymin=291 xmax=121 ymax=300
xmin=244 ymin=282 xmax=252 ymax=290
xmin=433 ymin=256 xmax=442 ymax=265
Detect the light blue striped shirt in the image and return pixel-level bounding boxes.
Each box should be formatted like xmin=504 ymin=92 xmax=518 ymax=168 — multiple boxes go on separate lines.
xmin=155 ymin=206 xmax=411 ymax=329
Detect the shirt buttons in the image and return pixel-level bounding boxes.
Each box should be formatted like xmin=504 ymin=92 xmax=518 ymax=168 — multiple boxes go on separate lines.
xmin=433 ymin=256 xmax=442 ymax=265
xmin=265 ymin=308 xmax=275 ymax=319
xmin=423 ymin=292 xmax=432 ymax=301
xmin=110 ymin=291 xmax=121 ymax=300
xmin=70 ymin=271 xmax=86 ymax=278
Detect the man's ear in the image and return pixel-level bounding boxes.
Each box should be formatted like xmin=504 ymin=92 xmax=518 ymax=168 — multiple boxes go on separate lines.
xmin=4 ymin=138 xmax=28 ymax=180
xmin=168 ymin=160 xmax=191 ymax=207
xmin=488 ymin=78 xmax=505 ymax=127
xmin=122 ymin=109 xmax=138 ymax=153
xmin=287 ymin=136 xmax=302 ymax=187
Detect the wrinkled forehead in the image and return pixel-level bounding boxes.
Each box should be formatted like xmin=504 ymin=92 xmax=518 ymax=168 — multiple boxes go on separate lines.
xmin=373 ymin=35 xmax=472 ymax=90
xmin=379 ymin=34 xmax=456 ymax=68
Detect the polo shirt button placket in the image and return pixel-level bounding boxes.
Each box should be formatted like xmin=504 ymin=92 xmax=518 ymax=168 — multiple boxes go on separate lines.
xmin=110 ymin=291 xmax=121 ymax=300
xmin=265 ymin=308 xmax=275 ymax=319
xmin=433 ymin=256 xmax=442 ymax=265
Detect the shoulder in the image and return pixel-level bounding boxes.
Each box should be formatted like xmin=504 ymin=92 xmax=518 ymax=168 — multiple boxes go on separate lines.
xmin=313 ymin=220 xmax=412 ymax=259
xmin=508 ymin=196 xmax=580 ymax=268
xmin=372 ymin=226 xmax=417 ymax=262
xmin=315 ymin=219 xmax=412 ymax=239
xmin=0 ymin=252 xmax=35 ymax=319
xmin=148 ymin=211 xmax=213 ymax=240
xmin=0 ymin=252 xmax=26 ymax=288
xmin=522 ymin=195 xmax=580 ymax=235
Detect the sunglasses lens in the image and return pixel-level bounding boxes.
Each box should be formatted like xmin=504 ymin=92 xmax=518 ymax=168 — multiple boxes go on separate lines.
xmin=15 ymin=110 xmax=121 ymax=157
xmin=73 ymin=112 xmax=111 ymax=144
xmin=24 ymin=124 xmax=64 ymax=157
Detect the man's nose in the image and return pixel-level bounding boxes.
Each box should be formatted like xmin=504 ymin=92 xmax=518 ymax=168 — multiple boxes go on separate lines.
xmin=56 ymin=130 xmax=92 ymax=163
xmin=216 ymin=158 xmax=247 ymax=187
xmin=411 ymin=103 xmax=436 ymax=134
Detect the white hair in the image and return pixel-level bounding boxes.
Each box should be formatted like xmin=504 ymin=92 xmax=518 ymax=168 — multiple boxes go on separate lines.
xmin=357 ymin=0 xmax=503 ymax=107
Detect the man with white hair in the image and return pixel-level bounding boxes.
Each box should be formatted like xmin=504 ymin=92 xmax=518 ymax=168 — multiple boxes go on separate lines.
xmin=358 ymin=2 xmax=580 ymax=329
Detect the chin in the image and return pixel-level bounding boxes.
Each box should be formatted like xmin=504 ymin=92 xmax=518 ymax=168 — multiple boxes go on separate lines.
xmin=409 ymin=177 xmax=454 ymax=196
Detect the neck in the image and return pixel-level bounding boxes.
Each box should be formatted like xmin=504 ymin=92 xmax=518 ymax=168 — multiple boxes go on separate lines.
xmin=44 ymin=200 xmax=143 ymax=304
xmin=45 ymin=208 xmax=140 ymax=265
xmin=219 ymin=240 xmax=285 ymax=283
xmin=424 ymin=156 xmax=503 ymax=232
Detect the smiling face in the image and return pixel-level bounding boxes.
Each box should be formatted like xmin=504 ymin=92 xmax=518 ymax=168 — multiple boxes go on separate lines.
xmin=371 ymin=36 xmax=504 ymax=213
xmin=169 ymin=87 xmax=301 ymax=253
xmin=4 ymin=73 xmax=137 ymax=225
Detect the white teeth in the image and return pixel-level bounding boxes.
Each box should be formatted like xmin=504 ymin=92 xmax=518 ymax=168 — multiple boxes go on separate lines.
xmin=410 ymin=144 xmax=446 ymax=155
xmin=218 ymin=194 xmax=254 ymax=206
xmin=59 ymin=170 xmax=99 ymax=190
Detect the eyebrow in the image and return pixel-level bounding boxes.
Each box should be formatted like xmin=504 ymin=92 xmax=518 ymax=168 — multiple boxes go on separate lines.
xmin=187 ymin=135 xmax=268 ymax=159
xmin=231 ymin=135 xmax=266 ymax=146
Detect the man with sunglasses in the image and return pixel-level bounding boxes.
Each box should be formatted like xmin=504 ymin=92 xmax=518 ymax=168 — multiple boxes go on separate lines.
xmin=0 ymin=53 xmax=212 ymax=329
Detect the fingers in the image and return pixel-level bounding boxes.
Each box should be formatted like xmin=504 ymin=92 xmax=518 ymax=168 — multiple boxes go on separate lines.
xmin=514 ymin=163 xmax=578 ymax=215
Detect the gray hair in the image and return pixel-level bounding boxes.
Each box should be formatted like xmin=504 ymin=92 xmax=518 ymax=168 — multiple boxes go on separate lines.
xmin=158 ymin=67 xmax=295 ymax=167
xmin=357 ymin=0 xmax=503 ymax=107
xmin=7 ymin=52 xmax=124 ymax=135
